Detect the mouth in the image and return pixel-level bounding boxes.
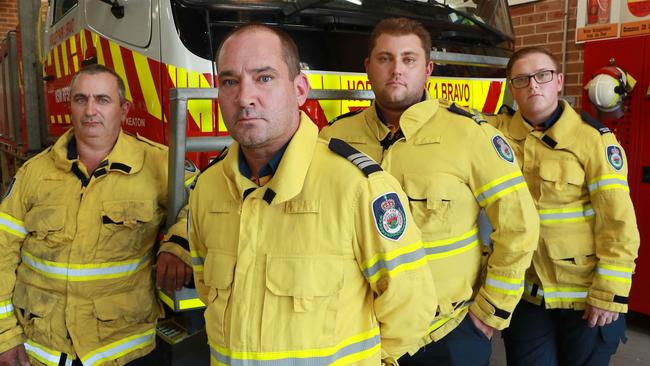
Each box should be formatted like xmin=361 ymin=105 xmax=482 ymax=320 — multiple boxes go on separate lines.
xmin=386 ymin=81 xmax=405 ymax=87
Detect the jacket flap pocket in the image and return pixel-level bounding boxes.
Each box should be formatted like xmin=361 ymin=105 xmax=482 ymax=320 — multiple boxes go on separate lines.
xmin=24 ymin=205 xmax=66 ymax=233
xmin=208 ymin=201 xmax=237 ymax=213
xmin=285 ymin=200 xmax=321 ymax=214
xmin=204 ymin=252 xmax=237 ymax=289
xmin=94 ymin=288 xmax=153 ymax=321
xmin=13 ymin=284 xmax=58 ymax=317
xmin=266 ymin=256 xmax=343 ymax=297
xmin=404 ymin=174 xmax=453 ymax=202
xmin=539 ymin=160 xmax=584 ymax=185
xmin=545 ymin=239 xmax=595 ymax=260
xmin=102 ymin=200 xmax=154 ymax=224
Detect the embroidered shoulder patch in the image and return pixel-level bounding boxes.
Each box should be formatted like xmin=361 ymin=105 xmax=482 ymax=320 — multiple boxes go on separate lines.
xmin=492 ymin=135 xmax=515 ymax=164
xmin=606 ymin=145 xmax=624 ymax=171
xmin=372 ymin=192 xmax=407 ymax=241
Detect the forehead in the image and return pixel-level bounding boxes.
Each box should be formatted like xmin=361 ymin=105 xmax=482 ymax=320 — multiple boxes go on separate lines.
xmin=71 ymin=72 xmax=119 ymax=96
xmin=372 ymin=33 xmax=425 ymax=55
xmin=218 ymin=29 xmax=285 ymax=70
xmin=511 ymin=53 xmax=556 ymax=75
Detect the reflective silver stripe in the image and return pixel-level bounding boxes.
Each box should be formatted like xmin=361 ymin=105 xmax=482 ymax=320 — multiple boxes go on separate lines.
xmin=0 ymin=300 xmax=13 ymax=318
xmin=21 ymin=250 xmax=151 ymax=281
xmin=0 ymin=213 xmax=28 ymax=237
xmin=210 ymin=334 xmax=380 ymax=366
xmin=544 ymin=290 xmax=588 ymax=299
xmin=588 ymin=177 xmax=628 ymax=192
xmin=475 ymin=175 xmax=526 ymax=204
xmin=425 ymin=232 xmax=478 ymax=257
xmin=596 ymin=266 xmax=632 ymax=279
xmin=539 ymin=206 xmax=594 ymax=223
xmin=82 ymin=329 xmax=155 ymax=366
xmin=362 ymin=246 xmax=426 ymax=279
xmin=24 ymin=340 xmax=73 ymax=366
xmin=486 ymin=277 xmax=524 ymax=293
xmin=191 ymin=256 xmax=204 ymax=266
xmin=524 ymin=282 xmax=544 ymax=298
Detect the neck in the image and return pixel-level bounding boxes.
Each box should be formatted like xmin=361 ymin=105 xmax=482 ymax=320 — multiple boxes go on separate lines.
xmin=525 ymin=102 xmax=561 ymax=127
xmin=75 ymin=133 xmax=118 ymax=173
xmin=241 ymin=145 xmax=279 ymax=178
xmin=376 ymin=103 xmax=406 ymax=130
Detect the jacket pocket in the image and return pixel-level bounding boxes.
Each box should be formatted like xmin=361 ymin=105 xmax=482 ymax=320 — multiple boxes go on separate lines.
xmin=403 ymin=174 xmax=455 ymax=238
xmin=13 ymin=284 xmax=60 ymax=345
xmin=23 ymin=205 xmax=68 ymax=244
xmin=262 ymin=255 xmax=343 ymax=348
xmin=539 ymin=160 xmax=585 ymax=205
xmin=93 ymin=287 xmax=158 ymax=341
xmin=545 ymin=238 xmax=596 ymax=287
xmin=203 ymin=252 xmax=237 ymax=345
xmin=98 ymin=200 xmax=155 ymax=259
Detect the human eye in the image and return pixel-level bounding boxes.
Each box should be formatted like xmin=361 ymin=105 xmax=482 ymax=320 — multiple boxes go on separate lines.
xmin=219 ymin=78 xmax=237 ymax=88
xmin=404 ymin=57 xmax=416 ymax=64
xmin=536 ymin=70 xmax=554 ymax=82
xmin=97 ymin=96 xmax=110 ymax=104
xmin=258 ymin=75 xmax=273 ymax=83
xmin=72 ymin=95 xmax=87 ymax=104
xmin=511 ymin=76 xmax=529 ymax=88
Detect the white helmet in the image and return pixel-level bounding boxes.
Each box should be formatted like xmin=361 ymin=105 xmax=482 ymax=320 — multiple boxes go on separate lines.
xmin=587 ymin=73 xmax=623 ymax=112
xmin=585 ymin=65 xmax=633 ymax=118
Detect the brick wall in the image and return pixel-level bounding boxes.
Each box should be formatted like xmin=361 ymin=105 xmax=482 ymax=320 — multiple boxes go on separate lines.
xmin=510 ymin=0 xmax=584 ymax=109
xmin=0 ymin=0 xmax=18 ymax=38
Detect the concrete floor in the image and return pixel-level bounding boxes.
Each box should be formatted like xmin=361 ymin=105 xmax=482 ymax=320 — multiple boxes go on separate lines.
xmin=490 ymin=312 xmax=650 ymax=366
xmin=169 ymin=313 xmax=650 ymax=365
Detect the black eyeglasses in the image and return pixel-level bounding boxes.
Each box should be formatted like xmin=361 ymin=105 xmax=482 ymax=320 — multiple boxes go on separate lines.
xmin=510 ymin=70 xmax=556 ymax=89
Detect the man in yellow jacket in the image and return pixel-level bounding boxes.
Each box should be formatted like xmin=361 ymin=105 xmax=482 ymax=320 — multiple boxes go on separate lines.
xmin=0 ymin=64 xmax=192 ymax=366
xmin=189 ymin=23 xmax=436 ymax=366
xmin=319 ymin=18 xmax=539 ymax=366
xmin=490 ymin=46 xmax=640 ymax=365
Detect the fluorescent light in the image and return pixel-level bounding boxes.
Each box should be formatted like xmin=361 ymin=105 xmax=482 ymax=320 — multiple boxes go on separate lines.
xmin=345 ymin=0 xmax=363 ymax=5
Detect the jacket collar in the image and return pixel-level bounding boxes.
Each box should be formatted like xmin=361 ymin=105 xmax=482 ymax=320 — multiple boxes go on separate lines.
xmin=508 ymin=100 xmax=579 ymax=149
xmin=52 ymin=128 xmax=144 ymax=176
xmin=365 ymin=91 xmax=437 ymax=141
xmin=222 ymin=111 xmax=318 ymax=205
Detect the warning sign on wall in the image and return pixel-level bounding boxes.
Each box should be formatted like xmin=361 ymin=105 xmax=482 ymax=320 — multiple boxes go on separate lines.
xmin=577 ymin=0 xmax=650 ymax=42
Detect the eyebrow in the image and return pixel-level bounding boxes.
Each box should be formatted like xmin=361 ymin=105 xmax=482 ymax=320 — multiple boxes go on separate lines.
xmin=72 ymin=93 xmax=112 ymax=100
xmin=218 ymin=66 xmax=279 ymax=79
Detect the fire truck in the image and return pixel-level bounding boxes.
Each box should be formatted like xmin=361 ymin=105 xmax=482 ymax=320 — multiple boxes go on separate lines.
xmin=0 ymin=0 xmax=516 ymax=355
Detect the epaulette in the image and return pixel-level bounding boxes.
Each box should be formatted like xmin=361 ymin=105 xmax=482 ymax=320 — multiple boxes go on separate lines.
xmin=328 ymin=109 xmax=363 ymax=125
xmin=438 ymin=98 xmax=451 ymax=108
xmin=136 ymin=133 xmax=167 ymax=150
xmin=328 ymin=138 xmax=382 ymax=177
xmin=448 ymin=103 xmax=487 ymax=124
xmin=498 ymin=104 xmax=516 ymax=116
xmin=580 ymin=111 xmax=611 ymax=135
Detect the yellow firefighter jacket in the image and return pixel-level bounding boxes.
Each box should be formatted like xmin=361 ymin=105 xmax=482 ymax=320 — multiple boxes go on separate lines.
xmin=189 ymin=113 xmax=437 ymax=366
xmin=320 ymin=99 xmax=539 ymax=343
xmin=490 ymin=101 xmax=640 ymax=313
xmin=0 ymin=129 xmax=190 ymax=366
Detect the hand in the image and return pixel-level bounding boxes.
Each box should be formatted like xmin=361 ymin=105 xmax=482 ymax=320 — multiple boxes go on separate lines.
xmin=468 ymin=311 xmax=495 ymax=340
xmin=0 ymin=345 xmax=30 ymax=366
xmin=582 ymin=304 xmax=619 ymax=328
xmin=156 ymin=252 xmax=192 ymax=293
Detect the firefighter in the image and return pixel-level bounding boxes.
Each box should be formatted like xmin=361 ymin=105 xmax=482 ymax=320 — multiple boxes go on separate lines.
xmin=0 ymin=64 xmax=193 ymax=366
xmin=490 ymin=46 xmax=640 ymax=365
xmin=320 ymin=18 xmax=539 ymax=365
xmin=188 ymin=23 xmax=436 ymax=366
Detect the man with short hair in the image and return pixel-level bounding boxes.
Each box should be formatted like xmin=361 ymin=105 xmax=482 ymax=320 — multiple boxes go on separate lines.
xmin=0 ymin=64 xmax=192 ymax=366
xmin=490 ymin=46 xmax=640 ymax=365
xmin=188 ymin=23 xmax=436 ymax=366
xmin=320 ymin=17 xmax=539 ymax=365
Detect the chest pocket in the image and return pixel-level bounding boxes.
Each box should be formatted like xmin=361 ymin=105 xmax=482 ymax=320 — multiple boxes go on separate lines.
xmin=203 ymin=252 xmax=237 ymax=345
xmin=262 ymin=255 xmax=343 ymax=347
xmin=403 ymin=174 xmax=460 ymax=239
xmin=98 ymin=200 xmax=155 ymax=260
xmin=539 ymin=160 xmax=585 ymax=205
xmin=23 ymin=205 xmax=68 ymax=245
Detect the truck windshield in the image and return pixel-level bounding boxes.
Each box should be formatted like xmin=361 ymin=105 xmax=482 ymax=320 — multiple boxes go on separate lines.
xmin=171 ymin=0 xmax=514 ymax=78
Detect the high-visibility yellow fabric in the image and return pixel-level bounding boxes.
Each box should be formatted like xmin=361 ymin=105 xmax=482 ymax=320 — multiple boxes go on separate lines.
xmin=189 ymin=113 xmax=437 ymax=365
xmin=0 ymin=129 xmax=190 ymax=365
xmin=490 ymin=101 xmax=640 ymax=313
xmin=320 ymin=99 xmax=539 ymax=343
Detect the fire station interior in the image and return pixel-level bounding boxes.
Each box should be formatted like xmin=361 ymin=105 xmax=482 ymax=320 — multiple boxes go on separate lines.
xmin=2 ymin=0 xmax=650 ymax=365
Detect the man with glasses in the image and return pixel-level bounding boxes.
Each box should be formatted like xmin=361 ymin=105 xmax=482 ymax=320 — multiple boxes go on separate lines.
xmin=490 ymin=46 xmax=640 ymax=365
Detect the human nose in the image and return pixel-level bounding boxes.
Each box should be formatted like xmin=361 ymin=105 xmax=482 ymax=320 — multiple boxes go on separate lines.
xmin=85 ymin=99 xmax=98 ymax=115
xmin=391 ymin=60 xmax=404 ymax=76
xmin=237 ymin=78 xmax=257 ymax=107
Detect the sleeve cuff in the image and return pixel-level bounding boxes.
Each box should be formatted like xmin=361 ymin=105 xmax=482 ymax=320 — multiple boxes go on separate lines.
xmin=157 ymin=242 xmax=192 ymax=267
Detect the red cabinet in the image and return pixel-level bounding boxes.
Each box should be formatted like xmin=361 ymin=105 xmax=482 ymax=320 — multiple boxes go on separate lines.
xmin=582 ymin=36 xmax=650 ymax=315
